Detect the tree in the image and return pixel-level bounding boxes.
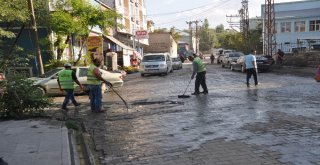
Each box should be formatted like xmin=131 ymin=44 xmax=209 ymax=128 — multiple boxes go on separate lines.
xmin=199 ymin=19 xmax=215 ymax=52
xmin=215 ymin=24 xmax=225 ymax=33
xmin=247 ymin=22 xmax=263 ymax=54
xmin=0 ymin=0 xmax=32 ymax=73
xmin=170 ymin=27 xmax=182 ymax=42
xmin=49 ymin=0 xmax=120 ymax=64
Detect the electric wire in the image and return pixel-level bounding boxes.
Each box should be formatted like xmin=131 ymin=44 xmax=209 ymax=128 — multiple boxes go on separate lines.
xmin=153 ymin=0 xmax=233 ymax=26
xmin=147 ymin=2 xmax=219 ymax=17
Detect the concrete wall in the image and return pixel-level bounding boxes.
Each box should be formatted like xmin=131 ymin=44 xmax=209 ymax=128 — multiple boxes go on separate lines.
xmin=143 ymin=33 xmax=178 ymax=57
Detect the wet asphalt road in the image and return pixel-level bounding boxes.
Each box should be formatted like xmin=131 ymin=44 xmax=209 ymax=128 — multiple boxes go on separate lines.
xmin=54 ymin=59 xmax=320 ymax=165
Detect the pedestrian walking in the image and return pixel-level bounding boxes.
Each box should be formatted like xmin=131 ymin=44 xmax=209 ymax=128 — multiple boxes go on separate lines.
xmin=277 ymin=49 xmax=285 ymax=65
xmin=188 ymin=55 xmax=208 ymax=95
xmin=210 ymin=54 xmax=215 ymax=64
xmin=244 ymin=50 xmax=258 ymax=87
xmin=57 ymin=63 xmax=84 ymax=110
xmin=87 ymin=58 xmax=113 ymax=113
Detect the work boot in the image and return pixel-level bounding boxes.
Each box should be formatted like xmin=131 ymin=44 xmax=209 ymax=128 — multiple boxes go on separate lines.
xmin=200 ymin=91 xmax=208 ymax=94
xmin=191 ymin=92 xmax=200 ymax=95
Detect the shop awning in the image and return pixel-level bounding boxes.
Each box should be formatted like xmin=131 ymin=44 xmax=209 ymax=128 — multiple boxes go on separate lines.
xmin=104 ymin=35 xmax=134 ymax=51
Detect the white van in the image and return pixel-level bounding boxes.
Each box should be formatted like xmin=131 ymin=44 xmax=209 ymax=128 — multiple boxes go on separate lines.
xmin=139 ymin=53 xmax=173 ymax=76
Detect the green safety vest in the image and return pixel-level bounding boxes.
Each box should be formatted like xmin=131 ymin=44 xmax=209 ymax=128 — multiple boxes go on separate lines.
xmin=58 ymin=70 xmax=74 ymax=89
xmin=87 ymin=64 xmax=101 ymax=85
xmin=194 ymin=57 xmax=206 ymax=72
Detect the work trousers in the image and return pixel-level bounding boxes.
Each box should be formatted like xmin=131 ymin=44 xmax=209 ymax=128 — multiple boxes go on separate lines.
xmin=195 ymin=71 xmax=208 ymax=93
xmin=62 ymin=89 xmax=78 ymax=109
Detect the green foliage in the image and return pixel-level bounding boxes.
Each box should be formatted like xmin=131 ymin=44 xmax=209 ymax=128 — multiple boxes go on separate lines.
xmin=0 ymin=40 xmax=33 ymax=72
xmin=0 ymin=76 xmax=52 ymax=119
xmin=0 ymin=0 xmax=29 ymax=38
xmin=120 ymin=66 xmax=138 ymax=74
xmin=50 ymin=0 xmax=121 ymax=63
xmin=50 ymin=0 xmax=120 ymax=36
xmin=65 ymin=120 xmax=79 ymax=130
xmin=199 ymin=19 xmax=215 ymax=51
xmin=170 ymin=27 xmax=182 ymax=42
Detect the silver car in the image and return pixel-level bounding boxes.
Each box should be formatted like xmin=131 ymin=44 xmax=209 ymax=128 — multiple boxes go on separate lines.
xmin=172 ymin=57 xmax=182 ymax=70
xmin=30 ymin=66 xmax=124 ymax=95
xmin=139 ymin=53 xmax=173 ymax=76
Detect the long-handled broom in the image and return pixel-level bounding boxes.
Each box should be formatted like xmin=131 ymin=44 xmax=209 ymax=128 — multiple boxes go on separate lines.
xmin=178 ymin=79 xmax=192 ymax=98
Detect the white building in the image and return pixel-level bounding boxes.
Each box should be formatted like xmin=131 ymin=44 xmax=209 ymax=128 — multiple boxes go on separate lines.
xmin=262 ymin=0 xmax=320 ymax=53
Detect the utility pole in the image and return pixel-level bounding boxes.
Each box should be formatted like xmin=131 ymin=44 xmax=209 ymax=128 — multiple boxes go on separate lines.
xmin=194 ymin=20 xmax=201 ymax=54
xmin=263 ymin=0 xmax=276 ymax=57
xmin=186 ymin=21 xmax=193 ymax=52
xmin=226 ymin=14 xmax=240 ymax=31
xmin=240 ymin=0 xmax=249 ymax=52
xmin=27 ymin=0 xmax=44 ymax=75
xmin=186 ymin=20 xmax=202 ymax=54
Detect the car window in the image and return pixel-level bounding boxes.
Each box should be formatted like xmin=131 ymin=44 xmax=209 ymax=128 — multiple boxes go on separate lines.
xmin=39 ymin=68 xmax=63 ymax=78
xmin=79 ymin=68 xmax=88 ymax=77
xmin=172 ymin=58 xmax=180 ymax=62
xmin=142 ymin=55 xmax=165 ymax=62
xmin=229 ymin=53 xmax=243 ymax=57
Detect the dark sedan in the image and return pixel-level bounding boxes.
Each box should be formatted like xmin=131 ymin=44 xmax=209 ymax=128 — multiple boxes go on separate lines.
xmin=231 ymin=54 xmax=274 ymax=72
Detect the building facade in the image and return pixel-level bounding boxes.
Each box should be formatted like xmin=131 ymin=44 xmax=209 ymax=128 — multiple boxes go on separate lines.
xmin=143 ymin=33 xmax=177 ymax=58
xmin=262 ymin=0 xmax=320 ymax=53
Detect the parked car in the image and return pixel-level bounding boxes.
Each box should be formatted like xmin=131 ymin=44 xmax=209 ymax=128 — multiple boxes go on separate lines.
xmin=221 ymin=52 xmax=244 ymax=68
xmin=216 ymin=49 xmax=235 ymax=64
xmin=29 ymin=66 xmax=124 ymax=95
xmin=139 ymin=53 xmax=173 ymax=76
xmin=230 ymin=56 xmax=246 ymax=72
xmin=172 ymin=57 xmax=182 ymax=70
xmin=230 ymin=54 xmax=274 ymax=72
xmin=255 ymin=54 xmax=274 ymax=72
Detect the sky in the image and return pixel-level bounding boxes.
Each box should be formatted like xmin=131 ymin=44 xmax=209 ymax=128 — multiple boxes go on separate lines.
xmin=146 ymin=0 xmax=303 ymax=31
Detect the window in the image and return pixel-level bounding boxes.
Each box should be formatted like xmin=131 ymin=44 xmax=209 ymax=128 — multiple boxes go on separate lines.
xmin=309 ymin=20 xmax=320 ymax=31
xmin=295 ymin=21 xmax=305 ymax=32
xmin=280 ymin=22 xmax=291 ymax=33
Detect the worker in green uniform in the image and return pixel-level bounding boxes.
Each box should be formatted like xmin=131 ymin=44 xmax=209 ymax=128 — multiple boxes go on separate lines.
xmin=188 ymin=55 xmax=208 ymax=95
xmin=87 ymin=58 xmax=113 ymax=113
xmin=57 ymin=63 xmax=84 ymax=110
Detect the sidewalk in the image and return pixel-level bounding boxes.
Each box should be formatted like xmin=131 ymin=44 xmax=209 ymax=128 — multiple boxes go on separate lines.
xmin=0 ymin=119 xmax=71 ymax=165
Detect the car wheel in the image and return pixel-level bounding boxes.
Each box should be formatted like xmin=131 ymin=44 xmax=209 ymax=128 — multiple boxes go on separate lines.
xmin=35 ymin=87 xmax=45 ymax=96
xmin=141 ymin=73 xmax=145 ymax=77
